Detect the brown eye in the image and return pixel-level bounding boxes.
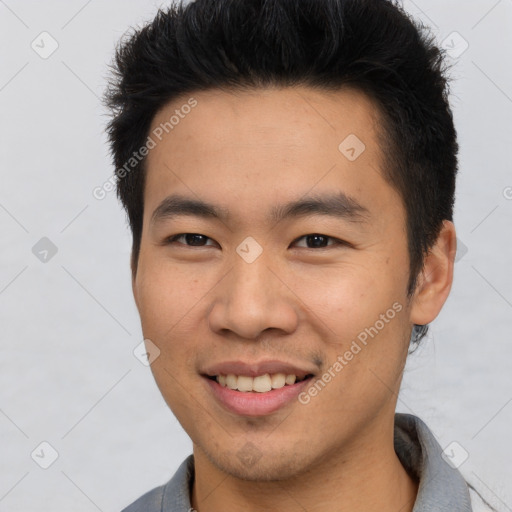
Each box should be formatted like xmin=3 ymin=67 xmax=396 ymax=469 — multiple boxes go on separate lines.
xmin=292 ymin=234 xmax=344 ymax=249
xmin=166 ymin=233 xmax=216 ymax=247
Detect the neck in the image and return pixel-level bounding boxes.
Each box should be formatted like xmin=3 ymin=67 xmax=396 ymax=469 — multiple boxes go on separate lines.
xmin=191 ymin=415 xmax=419 ymax=512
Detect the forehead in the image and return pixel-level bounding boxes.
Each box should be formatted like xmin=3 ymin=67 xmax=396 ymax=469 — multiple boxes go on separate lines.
xmin=143 ymin=85 xmax=402 ymax=230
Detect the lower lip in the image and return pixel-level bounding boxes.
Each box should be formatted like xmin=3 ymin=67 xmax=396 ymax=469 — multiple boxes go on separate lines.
xmin=203 ymin=376 xmax=313 ymax=417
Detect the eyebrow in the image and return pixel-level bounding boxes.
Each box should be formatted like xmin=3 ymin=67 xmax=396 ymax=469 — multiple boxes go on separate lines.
xmin=150 ymin=192 xmax=371 ymax=226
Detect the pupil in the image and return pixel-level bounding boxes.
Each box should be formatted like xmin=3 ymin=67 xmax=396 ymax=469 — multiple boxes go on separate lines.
xmin=186 ymin=234 xmax=206 ymax=246
xmin=307 ymin=234 xmax=327 ymax=248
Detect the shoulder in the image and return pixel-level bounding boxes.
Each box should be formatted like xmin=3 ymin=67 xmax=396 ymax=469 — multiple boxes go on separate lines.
xmin=121 ymin=483 xmax=166 ymax=512
xmin=120 ymin=454 xmax=195 ymax=512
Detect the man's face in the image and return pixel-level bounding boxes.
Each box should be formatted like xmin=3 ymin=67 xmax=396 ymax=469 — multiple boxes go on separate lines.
xmin=133 ymin=86 xmax=416 ymax=480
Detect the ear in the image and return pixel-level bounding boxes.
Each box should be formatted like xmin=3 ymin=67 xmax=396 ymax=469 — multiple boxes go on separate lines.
xmin=131 ymin=251 xmax=140 ymax=312
xmin=409 ymin=220 xmax=457 ymax=326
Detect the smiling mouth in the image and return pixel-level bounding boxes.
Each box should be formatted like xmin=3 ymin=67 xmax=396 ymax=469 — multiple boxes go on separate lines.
xmin=206 ymin=373 xmax=314 ymax=393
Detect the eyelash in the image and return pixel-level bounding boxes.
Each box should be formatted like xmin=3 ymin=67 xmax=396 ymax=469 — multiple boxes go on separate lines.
xmin=163 ymin=233 xmax=348 ymax=249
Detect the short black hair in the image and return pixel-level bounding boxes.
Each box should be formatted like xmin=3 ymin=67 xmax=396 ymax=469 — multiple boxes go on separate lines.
xmin=104 ymin=0 xmax=459 ymax=348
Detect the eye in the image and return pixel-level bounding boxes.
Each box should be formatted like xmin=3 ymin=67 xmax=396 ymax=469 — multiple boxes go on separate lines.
xmin=291 ymin=234 xmax=346 ymax=249
xmin=164 ymin=233 xmax=217 ymax=247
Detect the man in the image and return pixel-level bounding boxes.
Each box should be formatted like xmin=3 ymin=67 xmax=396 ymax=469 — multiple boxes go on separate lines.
xmin=104 ymin=0 xmax=493 ymax=510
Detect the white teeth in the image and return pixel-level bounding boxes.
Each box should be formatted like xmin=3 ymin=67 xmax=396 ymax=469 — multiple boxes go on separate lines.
xmin=236 ymin=375 xmax=253 ymax=392
xmin=285 ymin=374 xmax=296 ymax=385
xmin=225 ymin=374 xmax=237 ymax=389
xmin=252 ymin=374 xmax=272 ymax=393
xmin=271 ymin=373 xmax=286 ymax=388
xmin=215 ymin=372 xmax=305 ymax=392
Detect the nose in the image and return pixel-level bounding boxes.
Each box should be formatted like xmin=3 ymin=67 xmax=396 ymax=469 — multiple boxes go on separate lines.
xmin=207 ymin=255 xmax=299 ymax=340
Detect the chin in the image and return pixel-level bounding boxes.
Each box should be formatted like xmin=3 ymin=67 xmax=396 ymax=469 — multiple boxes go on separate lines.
xmin=201 ymin=442 xmax=314 ymax=482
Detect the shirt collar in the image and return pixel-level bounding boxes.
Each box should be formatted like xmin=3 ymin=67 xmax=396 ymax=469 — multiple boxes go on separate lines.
xmin=394 ymin=412 xmax=472 ymax=511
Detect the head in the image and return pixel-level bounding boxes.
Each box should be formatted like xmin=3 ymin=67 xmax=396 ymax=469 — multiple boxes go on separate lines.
xmin=104 ymin=0 xmax=458 ymax=481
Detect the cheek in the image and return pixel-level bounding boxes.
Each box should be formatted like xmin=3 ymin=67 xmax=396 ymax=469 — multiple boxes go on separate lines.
xmin=135 ymin=261 xmax=206 ymax=404
xmin=134 ymin=255 xmax=223 ymax=382
xmin=288 ymin=260 xmax=408 ymax=374
xmin=285 ymin=260 xmax=388 ymax=332
xmin=135 ymin=255 xmax=208 ymax=333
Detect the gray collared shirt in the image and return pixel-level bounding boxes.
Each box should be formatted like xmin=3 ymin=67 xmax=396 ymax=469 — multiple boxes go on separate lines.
xmin=122 ymin=413 xmax=475 ymax=511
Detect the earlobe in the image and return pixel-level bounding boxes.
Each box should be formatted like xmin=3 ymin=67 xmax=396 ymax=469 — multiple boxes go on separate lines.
xmin=409 ymin=220 xmax=457 ymax=326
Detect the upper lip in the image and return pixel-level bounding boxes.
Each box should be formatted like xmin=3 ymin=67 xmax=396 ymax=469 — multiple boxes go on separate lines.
xmin=202 ymin=360 xmax=317 ymax=380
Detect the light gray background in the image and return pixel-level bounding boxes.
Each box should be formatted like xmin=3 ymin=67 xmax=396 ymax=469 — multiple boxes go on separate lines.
xmin=0 ymin=1 xmax=511 ymax=510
